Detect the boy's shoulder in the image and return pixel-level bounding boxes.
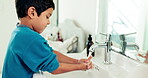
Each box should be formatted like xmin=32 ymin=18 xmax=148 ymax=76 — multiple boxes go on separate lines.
xmin=14 ymin=27 xmax=43 ymax=40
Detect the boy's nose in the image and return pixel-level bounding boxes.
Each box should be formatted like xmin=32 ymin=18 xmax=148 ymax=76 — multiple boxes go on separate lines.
xmin=47 ymin=20 xmax=50 ymax=25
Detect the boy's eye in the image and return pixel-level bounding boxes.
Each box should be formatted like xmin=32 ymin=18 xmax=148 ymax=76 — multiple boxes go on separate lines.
xmin=46 ymin=16 xmax=49 ymax=19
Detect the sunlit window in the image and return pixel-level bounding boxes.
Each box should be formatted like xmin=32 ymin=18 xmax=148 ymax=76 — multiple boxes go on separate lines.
xmin=107 ymin=0 xmax=140 ymax=50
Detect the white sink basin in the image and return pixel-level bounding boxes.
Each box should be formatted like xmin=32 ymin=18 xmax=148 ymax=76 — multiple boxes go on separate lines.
xmin=44 ymin=66 xmax=110 ymax=78
xmin=44 ymin=49 xmax=148 ymax=78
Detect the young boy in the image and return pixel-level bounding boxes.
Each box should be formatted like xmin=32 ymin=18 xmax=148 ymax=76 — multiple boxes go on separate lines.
xmin=2 ymin=0 xmax=93 ymax=78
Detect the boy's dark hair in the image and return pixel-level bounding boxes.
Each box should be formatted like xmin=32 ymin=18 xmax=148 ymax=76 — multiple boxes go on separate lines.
xmin=15 ymin=0 xmax=55 ymax=18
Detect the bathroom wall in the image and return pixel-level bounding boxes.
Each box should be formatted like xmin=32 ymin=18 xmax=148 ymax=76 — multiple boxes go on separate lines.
xmin=0 ymin=0 xmax=18 ymax=72
xmin=58 ymin=0 xmax=98 ymax=40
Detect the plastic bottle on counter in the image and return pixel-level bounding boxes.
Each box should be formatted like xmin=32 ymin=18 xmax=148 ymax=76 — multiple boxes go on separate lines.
xmin=86 ymin=34 xmax=94 ymax=57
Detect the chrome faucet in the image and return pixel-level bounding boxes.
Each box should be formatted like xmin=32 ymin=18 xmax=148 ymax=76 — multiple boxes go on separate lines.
xmin=89 ymin=33 xmax=112 ymax=64
xmin=119 ymin=32 xmax=139 ymax=55
xmin=126 ymin=43 xmax=139 ymax=51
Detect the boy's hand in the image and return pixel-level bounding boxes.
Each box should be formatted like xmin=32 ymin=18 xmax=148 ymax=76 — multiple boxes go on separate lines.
xmin=78 ymin=55 xmax=92 ymax=63
xmin=80 ymin=60 xmax=93 ymax=70
xmin=138 ymin=52 xmax=148 ymax=59
xmin=77 ymin=55 xmax=93 ymax=70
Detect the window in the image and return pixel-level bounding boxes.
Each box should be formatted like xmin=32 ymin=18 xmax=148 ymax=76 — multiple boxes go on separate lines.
xmin=108 ymin=0 xmax=140 ymax=50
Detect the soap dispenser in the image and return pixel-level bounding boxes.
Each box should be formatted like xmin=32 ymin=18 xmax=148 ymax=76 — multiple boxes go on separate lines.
xmin=86 ymin=34 xmax=94 ymax=57
xmin=57 ymin=31 xmax=63 ymax=42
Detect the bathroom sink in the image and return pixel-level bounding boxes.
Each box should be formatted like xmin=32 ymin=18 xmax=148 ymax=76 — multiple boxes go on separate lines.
xmin=44 ymin=66 xmax=111 ymax=78
xmin=44 ymin=49 xmax=148 ymax=78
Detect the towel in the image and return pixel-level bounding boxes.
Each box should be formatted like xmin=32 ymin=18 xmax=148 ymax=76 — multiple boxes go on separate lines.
xmin=48 ymin=36 xmax=78 ymax=53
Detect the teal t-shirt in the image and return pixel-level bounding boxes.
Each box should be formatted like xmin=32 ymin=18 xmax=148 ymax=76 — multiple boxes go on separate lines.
xmin=2 ymin=25 xmax=59 ymax=78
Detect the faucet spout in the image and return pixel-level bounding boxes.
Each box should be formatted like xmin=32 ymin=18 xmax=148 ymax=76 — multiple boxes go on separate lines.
xmin=126 ymin=43 xmax=139 ymax=51
xmin=89 ymin=34 xmax=112 ymax=65
xmin=89 ymin=42 xmax=106 ymax=52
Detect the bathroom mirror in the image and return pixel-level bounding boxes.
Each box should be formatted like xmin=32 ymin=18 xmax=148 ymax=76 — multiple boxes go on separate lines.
xmin=53 ymin=0 xmax=148 ymax=64
xmin=96 ymin=0 xmax=148 ymax=64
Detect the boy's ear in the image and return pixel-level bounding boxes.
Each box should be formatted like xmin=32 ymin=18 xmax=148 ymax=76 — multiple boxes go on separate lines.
xmin=27 ymin=7 xmax=37 ymax=19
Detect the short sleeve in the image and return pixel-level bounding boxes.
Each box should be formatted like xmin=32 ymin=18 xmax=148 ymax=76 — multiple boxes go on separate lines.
xmin=22 ymin=38 xmax=59 ymax=73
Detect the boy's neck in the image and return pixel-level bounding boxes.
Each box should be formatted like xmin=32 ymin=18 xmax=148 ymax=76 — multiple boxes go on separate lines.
xmin=19 ymin=17 xmax=33 ymax=30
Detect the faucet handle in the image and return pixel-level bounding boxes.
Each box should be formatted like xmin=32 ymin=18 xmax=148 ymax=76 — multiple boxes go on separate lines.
xmin=120 ymin=32 xmax=136 ymax=37
xmin=119 ymin=32 xmax=136 ymax=41
xmin=99 ymin=33 xmax=108 ymax=36
xmin=122 ymin=32 xmax=136 ymax=36
xmin=99 ymin=33 xmax=111 ymax=41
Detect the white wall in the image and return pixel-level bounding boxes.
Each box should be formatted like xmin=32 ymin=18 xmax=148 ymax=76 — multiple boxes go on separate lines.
xmin=58 ymin=0 xmax=98 ymax=41
xmin=0 ymin=0 xmax=18 ymax=72
xmin=141 ymin=0 xmax=148 ymax=50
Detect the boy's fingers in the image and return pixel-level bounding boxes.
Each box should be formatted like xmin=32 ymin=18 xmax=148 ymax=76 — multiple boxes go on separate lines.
xmin=86 ymin=62 xmax=93 ymax=69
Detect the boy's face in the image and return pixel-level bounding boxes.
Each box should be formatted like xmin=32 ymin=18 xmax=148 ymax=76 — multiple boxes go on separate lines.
xmin=32 ymin=8 xmax=53 ymax=33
